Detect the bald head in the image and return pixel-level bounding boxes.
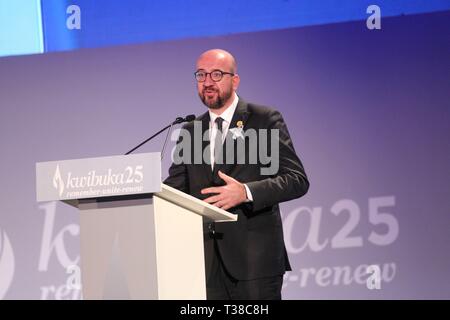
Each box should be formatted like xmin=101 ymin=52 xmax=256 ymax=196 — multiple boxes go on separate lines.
xmin=195 ymin=49 xmax=240 ymax=113
xmin=196 ymin=49 xmax=237 ymax=74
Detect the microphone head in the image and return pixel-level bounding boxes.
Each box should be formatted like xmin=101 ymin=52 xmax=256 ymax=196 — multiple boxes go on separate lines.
xmin=173 ymin=117 xmax=184 ymax=124
xmin=172 ymin=114 xmax=196 ymax=125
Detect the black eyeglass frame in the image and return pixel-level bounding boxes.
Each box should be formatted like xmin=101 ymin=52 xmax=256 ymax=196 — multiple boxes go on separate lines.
xmin=194 ymin=69 xmax=235 ymax=82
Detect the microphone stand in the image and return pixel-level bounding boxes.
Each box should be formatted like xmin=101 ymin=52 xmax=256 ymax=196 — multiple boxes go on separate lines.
xmin=124 ymin=124 xmax=172 ymax=155
xmin=124 ymin=116 xmax=191 ymax=156
xmin=160 ymin=122 xmax=174 ymax=160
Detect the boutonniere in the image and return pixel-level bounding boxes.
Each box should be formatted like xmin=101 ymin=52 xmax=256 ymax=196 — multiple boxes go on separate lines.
xmin=229 ymin=127 xmax=244 ymax=140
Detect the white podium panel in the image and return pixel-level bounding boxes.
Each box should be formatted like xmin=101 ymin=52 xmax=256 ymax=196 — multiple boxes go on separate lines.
xmin=36 ymin=153 xmax=236 ymax=300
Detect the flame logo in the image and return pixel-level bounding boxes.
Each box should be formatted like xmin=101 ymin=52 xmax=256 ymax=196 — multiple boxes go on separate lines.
xmin=53 ymin=165 xmax=65 ymax=197
xmin=0 ymin=228 xmax=15 ymax=299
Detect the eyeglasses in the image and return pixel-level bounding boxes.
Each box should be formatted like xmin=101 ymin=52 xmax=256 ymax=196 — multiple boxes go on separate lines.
xmin=194 ymin=69 xmax=235 ymax=82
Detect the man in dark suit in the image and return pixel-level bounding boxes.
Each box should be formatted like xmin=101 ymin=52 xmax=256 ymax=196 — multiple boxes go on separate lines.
xmin=164 ymin=49 xmax=309 ymax=299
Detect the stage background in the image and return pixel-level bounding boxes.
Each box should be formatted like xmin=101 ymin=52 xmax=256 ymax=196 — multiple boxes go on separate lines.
xmin=0 ymin=10 xmax=449 ymax=299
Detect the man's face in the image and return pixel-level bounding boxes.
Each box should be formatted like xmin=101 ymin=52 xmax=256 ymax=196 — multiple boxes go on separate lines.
xmin=196 ymin=54 xmax=238 ymax=110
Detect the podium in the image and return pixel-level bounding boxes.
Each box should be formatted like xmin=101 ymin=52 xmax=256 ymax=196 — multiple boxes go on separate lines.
xmin=36 ymin=152 xmax=236 ymax=300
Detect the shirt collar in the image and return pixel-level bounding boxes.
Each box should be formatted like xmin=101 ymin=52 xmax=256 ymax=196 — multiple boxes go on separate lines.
xmin=209 ymin=92 xmax=239 ymax=125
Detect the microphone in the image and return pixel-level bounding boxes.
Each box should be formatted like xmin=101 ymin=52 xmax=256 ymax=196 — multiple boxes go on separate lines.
xmin=173 ymin=114 xmax=196 ymax=124
xmin=125 ymin=114 xmax=196 ymax=156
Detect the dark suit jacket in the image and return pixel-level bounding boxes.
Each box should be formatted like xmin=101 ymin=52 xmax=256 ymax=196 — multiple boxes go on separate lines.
xmin=164 ymin=98 xmax=309 ymax=281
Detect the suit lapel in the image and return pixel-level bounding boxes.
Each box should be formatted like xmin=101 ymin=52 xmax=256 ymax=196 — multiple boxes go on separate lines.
xmin=199 ymin=112 xmax=213 ymax=181
xmin=229 ymin=98 xmax=250 ymax=132
xmin=213 ymin=98 xmax=250 ymax=177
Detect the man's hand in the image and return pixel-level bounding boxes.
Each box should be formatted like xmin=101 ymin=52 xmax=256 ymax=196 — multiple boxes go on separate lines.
xmin=201 ymin=170 xmax=247 ymax=210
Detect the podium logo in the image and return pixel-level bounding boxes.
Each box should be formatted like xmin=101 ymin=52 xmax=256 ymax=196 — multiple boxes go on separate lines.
xmin=0 ymin=228 xmax=15 ymax=299
xmin=53 ymin=165 xmax=65 ymax=196
xmin=50 ymin=164 xmax=145 ymax=199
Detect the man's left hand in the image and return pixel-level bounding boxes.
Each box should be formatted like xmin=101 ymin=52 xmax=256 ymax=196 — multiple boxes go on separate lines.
xmin=201 ymin=170 xmax=247 ymax=210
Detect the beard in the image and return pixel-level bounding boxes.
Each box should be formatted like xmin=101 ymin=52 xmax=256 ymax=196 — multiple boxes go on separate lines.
xmin=199 ymin=86 xmax=233 ymax=110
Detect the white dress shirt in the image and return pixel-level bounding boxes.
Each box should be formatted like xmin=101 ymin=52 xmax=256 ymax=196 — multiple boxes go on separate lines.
xmin=208 ymin=93 xmax=253 ymax=201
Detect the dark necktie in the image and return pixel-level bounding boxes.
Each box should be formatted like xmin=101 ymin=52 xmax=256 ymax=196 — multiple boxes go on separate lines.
xmin=213 ymin=117 xmax=224 ymax=169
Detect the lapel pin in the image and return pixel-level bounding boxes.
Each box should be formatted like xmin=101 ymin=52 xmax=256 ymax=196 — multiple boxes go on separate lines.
xmin=236 ymin=120 xmax=244 ymax=128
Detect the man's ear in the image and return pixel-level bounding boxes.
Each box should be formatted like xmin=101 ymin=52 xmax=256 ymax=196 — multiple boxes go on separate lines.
xmin=232 ymin=74 xmax=240 ymax=91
